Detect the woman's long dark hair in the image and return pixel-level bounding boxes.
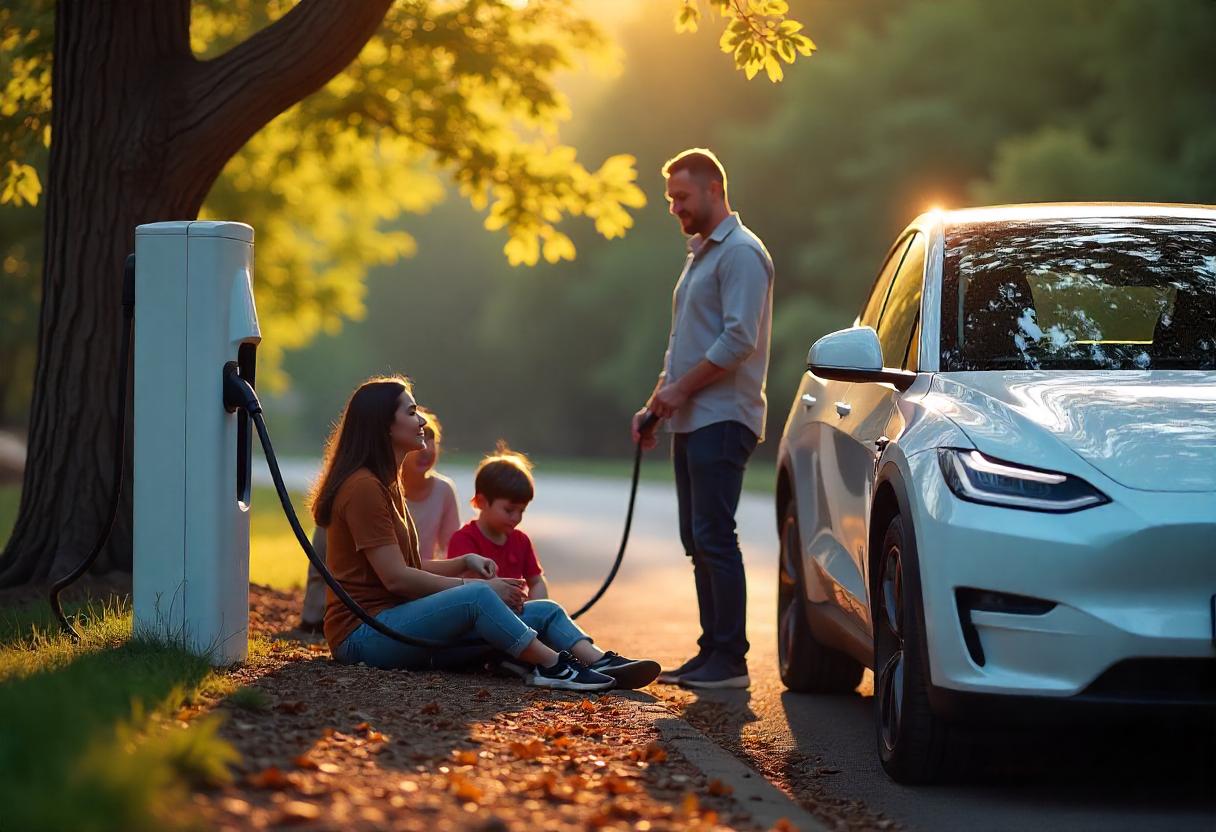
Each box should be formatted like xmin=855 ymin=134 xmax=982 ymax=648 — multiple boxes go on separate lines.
xmin=310 ymin=376 xmax=411 ymax=526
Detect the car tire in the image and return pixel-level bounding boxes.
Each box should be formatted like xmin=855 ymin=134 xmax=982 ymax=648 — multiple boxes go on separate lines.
xmin=778 ymin=496 xmax=866 ymax=693
xmin=874 ymin=514 xmax=957 ymax=783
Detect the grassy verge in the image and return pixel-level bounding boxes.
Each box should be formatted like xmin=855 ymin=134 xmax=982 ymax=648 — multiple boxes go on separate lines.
xmin=0 ymin=602 xmax=242 ymax=832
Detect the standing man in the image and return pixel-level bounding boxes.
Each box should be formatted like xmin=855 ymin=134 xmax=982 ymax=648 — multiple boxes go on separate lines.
xmin=634 ymin=148 xmax=774 ymax=689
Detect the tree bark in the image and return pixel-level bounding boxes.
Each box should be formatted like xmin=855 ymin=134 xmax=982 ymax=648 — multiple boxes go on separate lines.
xmin=0 ymin=0 xmax=392 ymax=587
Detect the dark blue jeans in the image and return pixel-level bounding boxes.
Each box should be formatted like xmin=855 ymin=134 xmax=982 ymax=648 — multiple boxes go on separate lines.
xmin=673 ymin=420 xmax=758 ymax=665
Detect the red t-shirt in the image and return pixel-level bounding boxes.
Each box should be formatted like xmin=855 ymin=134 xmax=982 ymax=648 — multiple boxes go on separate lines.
xmin=446 ymin=520 xmax=543 ymax=580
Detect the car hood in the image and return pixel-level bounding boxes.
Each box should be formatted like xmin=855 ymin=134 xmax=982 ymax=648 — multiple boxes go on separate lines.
xmin=931 ymin=372 xmax=1216 ymax=492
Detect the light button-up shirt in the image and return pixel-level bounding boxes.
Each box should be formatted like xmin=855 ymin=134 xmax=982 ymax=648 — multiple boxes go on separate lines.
xmin=662 ymin=212 xmax=774 ymax=440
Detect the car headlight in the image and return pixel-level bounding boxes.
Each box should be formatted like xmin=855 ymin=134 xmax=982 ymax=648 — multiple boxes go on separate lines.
xmin=937 ymin=448 xmax=1110 ymax=512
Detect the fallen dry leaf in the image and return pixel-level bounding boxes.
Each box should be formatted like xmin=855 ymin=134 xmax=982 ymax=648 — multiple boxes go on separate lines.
xmin=447 ymin=773 xmax=483 ymax=803
xmin=292 ymin=754 xmax=319 ymax=770
xmin=246 ymin=766 xmax=294 ymax=790
xmin=601 ymin=775 xmax=637 ymax=795
xmin=629 ymin=742 xmax=668 ymax=764
xmin=276 ymin=800 xmax=320 ymax=824
xmin=509 ymin=739 xmax=546 ymax=760
xmin=707 ymin=778 xmax=733 ymax=797
xmin=452 ymin=750 xmax=480 ymax=766
xmin=420 ymin=702 xmax=441 ymax=715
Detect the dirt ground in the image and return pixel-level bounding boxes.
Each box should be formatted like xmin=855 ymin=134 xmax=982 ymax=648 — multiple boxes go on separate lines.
xmin=184 ymin=585 xmax=791 ymax=831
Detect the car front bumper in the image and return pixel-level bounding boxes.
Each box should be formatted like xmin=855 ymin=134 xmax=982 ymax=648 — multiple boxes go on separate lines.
xmin=904 ymin=450 xmax=1216 ymax=706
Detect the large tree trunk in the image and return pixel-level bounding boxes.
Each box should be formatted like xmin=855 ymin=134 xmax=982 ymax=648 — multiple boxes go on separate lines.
xmin=0 ymin=0 xmax=393 ymax=587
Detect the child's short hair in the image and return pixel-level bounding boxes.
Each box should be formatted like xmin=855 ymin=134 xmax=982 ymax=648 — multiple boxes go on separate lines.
xmin=475 ymin=441 xmax=534 ymax=504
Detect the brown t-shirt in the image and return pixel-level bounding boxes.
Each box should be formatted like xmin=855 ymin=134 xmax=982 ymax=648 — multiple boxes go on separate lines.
xmin=323 ymin=469 xmax=422 ymax=649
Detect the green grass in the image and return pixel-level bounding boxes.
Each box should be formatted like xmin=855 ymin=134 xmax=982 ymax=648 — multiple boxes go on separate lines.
xmin=248 ymin=486 xmax=313 ymax=590
xmin=0 ymin=605 xmax=240 ymax=832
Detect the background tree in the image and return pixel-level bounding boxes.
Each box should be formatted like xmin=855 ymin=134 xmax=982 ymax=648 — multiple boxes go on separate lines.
xmin=0 ymin=0 xmax=815 ymax=585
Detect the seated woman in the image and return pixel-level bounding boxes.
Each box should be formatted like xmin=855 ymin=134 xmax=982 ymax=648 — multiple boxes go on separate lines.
xmin=300 ymin=405 xmax=460 ymax=630
xmin=309 ymin=375 xmax=659 ymax=692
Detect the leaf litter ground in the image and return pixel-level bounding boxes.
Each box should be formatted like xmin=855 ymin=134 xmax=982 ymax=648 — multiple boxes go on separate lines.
xmin=187 ymin=585 xmax=777 ymax=831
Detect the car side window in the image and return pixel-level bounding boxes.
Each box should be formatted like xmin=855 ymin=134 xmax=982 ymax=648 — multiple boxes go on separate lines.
xmin=859 ymin=235 xmax=914 ymax=331
xmin=902 ymin=315 xmax=921 ymax=372
xmin=876 ymin=233 xmax=925 ymax=368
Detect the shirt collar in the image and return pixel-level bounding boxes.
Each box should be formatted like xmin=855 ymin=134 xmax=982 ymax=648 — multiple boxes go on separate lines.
xmin=687 ymin=212 xmax=741 ymax=254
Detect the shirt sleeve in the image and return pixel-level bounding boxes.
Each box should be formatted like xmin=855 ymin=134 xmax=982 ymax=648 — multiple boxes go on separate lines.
xmin=436 ymin=481 xmax=461 ymax=557
xmin=340 ymin=477 xmax=399 ymax=552
xmin=446 ymin=524 xmax=476 ymax=559
xmin=519 ymin=532 xmax=543 ymax=580
xmin=705 ymin=244 xmax=773 ymax=370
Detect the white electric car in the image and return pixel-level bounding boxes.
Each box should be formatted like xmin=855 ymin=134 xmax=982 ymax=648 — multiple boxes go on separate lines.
xmin=774 ymin=204 xmax=1216 ymax=783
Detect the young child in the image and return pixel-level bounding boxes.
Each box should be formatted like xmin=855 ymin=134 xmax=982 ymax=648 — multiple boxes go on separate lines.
xmin=300 ymin=406 xmax=461 ymax=631
xmin=446 ymin=443 xmax=548 ymax=602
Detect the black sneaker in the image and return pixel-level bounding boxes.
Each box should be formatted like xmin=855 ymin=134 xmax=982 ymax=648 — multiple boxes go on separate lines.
xmin=678 ymin=654 xmax=750 ymax=690
xmin=656 ymin=651 xmax=710 ymax=684
xmin=526 ymin=651 xmax=615 ymax=692
xmin=589 ymin=652 xmax=661 ymax=689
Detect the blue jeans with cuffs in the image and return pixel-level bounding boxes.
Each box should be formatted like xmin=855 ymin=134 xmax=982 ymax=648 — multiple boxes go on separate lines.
xmin=332 ymin=581 xmax=591 ymax=671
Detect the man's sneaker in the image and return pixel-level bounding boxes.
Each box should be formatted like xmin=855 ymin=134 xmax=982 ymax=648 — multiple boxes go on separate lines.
xmin=526 ymin=651 xmax=615 ymax=692
xmin=678 ymin=655 xmax=750 ymax=690
xmin=588 ymin=652 xmax=661 ymax=689
xmin=656 ymin=652 xmax=711 ymax=685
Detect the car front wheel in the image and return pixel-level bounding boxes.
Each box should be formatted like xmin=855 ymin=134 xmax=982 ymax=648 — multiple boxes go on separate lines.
xmin=778 ymin=496 xmax=865 ymax=693
xmin=874 ymin=514 xmax=957 ymax=783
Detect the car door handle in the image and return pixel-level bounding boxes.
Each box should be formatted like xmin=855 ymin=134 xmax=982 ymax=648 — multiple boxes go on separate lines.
xmin=835 ymin=401 xmax=851 ymax=417
xmin=801 ymin=394 xmax=817 ymax=409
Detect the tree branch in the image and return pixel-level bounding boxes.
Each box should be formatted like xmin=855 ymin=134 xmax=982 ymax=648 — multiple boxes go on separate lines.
xmin=179 ymin=0 xmax=395 ymax=182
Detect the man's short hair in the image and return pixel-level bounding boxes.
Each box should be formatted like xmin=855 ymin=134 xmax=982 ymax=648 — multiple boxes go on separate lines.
xmin=474 ymin=441 xmax=534 ymax=504
xmin=662 ymin=148 xmax=728 ymax=195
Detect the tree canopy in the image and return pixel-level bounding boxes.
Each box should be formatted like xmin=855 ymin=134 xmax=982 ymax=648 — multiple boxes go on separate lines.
xmin=0 ymin=0 xmax=815 ymax=405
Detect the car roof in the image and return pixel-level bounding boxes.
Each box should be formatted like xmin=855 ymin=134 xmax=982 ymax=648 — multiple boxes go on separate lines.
xmin=919 ymin=202 xmax=1216 ymax=229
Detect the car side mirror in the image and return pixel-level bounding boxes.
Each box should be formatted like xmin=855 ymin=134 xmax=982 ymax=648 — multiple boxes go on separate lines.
xmin=807 ymin=327 xmax=917 ymax=391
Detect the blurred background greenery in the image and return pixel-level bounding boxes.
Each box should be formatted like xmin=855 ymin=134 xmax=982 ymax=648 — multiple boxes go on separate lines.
xmin=3 ymin=0 xmax=1214 ymax=464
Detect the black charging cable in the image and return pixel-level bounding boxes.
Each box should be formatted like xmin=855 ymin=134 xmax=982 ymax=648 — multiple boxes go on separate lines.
xmin=49 ymin=255 xmax=137 ymax=642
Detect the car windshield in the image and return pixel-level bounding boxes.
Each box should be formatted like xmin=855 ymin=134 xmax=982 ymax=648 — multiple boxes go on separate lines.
xmin=941 ymin=217 xmax=1216 ymax=371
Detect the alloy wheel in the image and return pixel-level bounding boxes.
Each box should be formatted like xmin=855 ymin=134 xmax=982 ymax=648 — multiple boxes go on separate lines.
xmin=878 ymin=543 xmax=905 ymax=752
xmin=778 ymin=513 xmax=801 ymax=675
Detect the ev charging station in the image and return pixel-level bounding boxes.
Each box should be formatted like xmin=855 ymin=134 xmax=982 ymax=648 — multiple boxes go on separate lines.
xmin=132 ymin=221 xmax=259 ymax=665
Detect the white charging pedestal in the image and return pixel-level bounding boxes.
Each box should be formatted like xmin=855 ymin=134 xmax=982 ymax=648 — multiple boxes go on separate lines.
xmin=132 ymin=221 xmax=260 ymax=665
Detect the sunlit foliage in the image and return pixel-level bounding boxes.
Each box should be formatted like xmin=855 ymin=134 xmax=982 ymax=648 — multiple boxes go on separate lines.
xmin=0 ymin=1 xmax=813 ymax=398
xmin=675 ymin=0 xmax=816 ymax=82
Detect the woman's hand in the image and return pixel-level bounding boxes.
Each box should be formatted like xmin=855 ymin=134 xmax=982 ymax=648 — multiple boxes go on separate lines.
xmin=488 ymin=577 xmax=527 ymax=613
xmin=462 ymin=554 xmax=497 ymax=579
